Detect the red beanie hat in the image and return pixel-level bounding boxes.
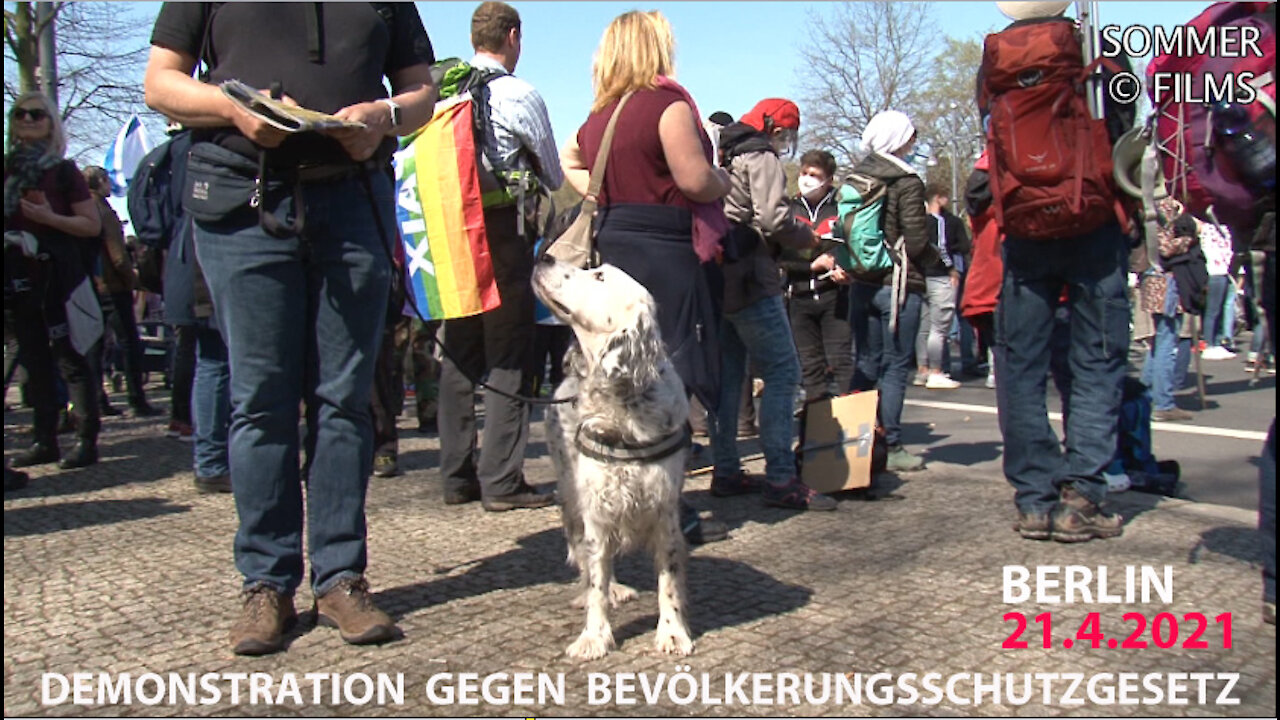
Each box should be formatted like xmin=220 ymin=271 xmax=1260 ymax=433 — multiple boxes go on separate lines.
xmin=740 ymin=98 xmax=800 ymax=132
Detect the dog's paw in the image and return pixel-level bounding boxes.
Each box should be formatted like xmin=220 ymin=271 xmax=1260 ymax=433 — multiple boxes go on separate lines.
xmin=566 ymin=631 xmax=615 ymax=661
xmin=609 ymin=583 xmax=638 ymax=607
xmin=571 ymin=583 xmax=638 ymax=609
xmin=654 ymin=628 xmax=694 ymax=656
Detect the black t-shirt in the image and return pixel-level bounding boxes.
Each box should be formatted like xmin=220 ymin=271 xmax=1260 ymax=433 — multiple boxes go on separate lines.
xmin=151 ymin=2 xmax=434 ymax=165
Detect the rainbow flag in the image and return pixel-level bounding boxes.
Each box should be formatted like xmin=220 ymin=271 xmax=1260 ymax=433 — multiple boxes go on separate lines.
xmin=393 ymin=97 xmax=500 ymax=320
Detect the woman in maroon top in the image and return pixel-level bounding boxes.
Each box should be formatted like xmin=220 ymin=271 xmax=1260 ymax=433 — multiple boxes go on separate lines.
xmin=560 ymin=10 xmax=731 ymax=542
xmin=561 ymin=10 xmax=730 ymax=405
xmin=4 ymin=92 xmax=103 ymax=470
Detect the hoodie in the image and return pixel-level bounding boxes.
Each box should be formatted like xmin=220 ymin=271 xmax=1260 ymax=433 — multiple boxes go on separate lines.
xmin=847 ymin=152 xmax=931 ymax=294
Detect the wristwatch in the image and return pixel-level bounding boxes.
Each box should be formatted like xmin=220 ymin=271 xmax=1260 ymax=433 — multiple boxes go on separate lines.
xmin=378 ymin=98 xmax=402 ymax=130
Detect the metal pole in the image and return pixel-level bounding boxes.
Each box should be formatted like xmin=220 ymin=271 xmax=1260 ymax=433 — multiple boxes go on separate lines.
xmin=1077 ymin=1 xmax=1103 ymax=120
xmin=35 ymin=1 xmax=57 ymax=107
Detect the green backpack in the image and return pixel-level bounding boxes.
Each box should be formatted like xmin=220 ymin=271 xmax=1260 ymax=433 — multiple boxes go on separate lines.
xmin=833 ymin=173 xmax=893 ymax=274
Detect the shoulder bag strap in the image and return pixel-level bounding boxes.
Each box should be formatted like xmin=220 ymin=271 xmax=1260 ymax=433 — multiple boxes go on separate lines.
xmin=581 ymin=92 xmax=634 ymax=211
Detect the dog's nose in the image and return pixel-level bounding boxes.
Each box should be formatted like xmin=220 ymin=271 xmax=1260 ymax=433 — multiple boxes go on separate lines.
xmin=539 ymin=252 xmax=556 ymax=265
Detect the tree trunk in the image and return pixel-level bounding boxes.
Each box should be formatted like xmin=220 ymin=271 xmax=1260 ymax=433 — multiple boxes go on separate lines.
xmin=11 ymin=2 xmax=40 ymax=94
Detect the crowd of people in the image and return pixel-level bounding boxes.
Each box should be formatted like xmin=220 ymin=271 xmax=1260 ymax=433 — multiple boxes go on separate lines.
xmin=3 ymin=0 xmax=1274 ymax=655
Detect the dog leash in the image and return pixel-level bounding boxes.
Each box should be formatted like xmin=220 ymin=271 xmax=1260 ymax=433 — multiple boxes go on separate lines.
xmin=359 ymin=171 xmax=576 ymax=407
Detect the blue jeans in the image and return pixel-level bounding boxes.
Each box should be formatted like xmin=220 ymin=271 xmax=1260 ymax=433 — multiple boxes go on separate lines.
xmin=1141 ymin=312 xmax=1189 ymax=411
xmin=192 ymin=321 xmax=231 ymax=478
xmin=1203 ymin=274 xmax=1230 ymax=349
xmin=195 ymin=171 xmax=393 ymax=596
xmin=849 ymin=283 xmax=923 ymax=448
xmin=998 ymin=224 xmax=1129 ymax=514
xmin=711 ymin=295 xmax=800 ymax=486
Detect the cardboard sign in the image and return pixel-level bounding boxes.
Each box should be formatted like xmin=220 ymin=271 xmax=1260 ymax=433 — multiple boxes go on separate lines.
xmin=799 ymin=390 xmax=879 ymax=493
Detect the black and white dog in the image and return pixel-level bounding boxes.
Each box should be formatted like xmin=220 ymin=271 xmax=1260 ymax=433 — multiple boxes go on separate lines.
xmin=532 ymin=258 xmax=693 ymax=660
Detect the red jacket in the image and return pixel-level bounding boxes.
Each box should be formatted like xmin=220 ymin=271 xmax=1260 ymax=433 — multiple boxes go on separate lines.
xmin=961 ymin=207 xmax=1002 ymax=320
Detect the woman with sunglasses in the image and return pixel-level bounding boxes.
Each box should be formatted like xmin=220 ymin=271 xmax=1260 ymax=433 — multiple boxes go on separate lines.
xmin=4 ymin=92 xmax=103 ymax=470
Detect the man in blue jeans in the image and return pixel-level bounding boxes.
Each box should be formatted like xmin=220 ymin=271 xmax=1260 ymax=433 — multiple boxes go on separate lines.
xmin=713 ymin=99 xmax=832 ymax=511
xmin=998 ymin=225 xmax=1129 ymax=542
xmin=145 ymin=2 xmax=438 ymax=655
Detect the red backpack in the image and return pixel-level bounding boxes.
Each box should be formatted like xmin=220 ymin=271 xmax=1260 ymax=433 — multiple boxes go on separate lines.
xmin=1146 ymin=2 xmax=1276 ymax=231
xmin=980 ymin=18 xmax=1127 ymax=240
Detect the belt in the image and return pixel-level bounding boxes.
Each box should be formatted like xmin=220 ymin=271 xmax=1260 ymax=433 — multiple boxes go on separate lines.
xmin=291 ymin=159 xmax=384 ymax=184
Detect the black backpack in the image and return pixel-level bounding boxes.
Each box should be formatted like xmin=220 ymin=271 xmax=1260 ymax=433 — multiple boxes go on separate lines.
xmin=127 ymin=130 xmax=193 ymax=252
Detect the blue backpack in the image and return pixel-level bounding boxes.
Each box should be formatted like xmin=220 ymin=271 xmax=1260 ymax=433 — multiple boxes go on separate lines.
xmin=127 ymin=130 xmax=192 ymax=251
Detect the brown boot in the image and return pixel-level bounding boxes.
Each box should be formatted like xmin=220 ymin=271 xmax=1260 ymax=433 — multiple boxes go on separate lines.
xmin=315 ymin=577 xmax=399 ymax=645
xmin=230 ymin=585 xmax=296 ymax=656
xmin=1051 ymin=485 xmax=1123 ymax=543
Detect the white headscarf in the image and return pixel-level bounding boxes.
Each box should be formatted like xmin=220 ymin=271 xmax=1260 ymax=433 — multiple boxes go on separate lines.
xmin=859 ymin=110 xmax=916 ymax=156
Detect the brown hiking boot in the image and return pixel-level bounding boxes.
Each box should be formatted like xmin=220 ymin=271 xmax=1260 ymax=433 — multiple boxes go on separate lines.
xmin=230 ymin=585 xmax=296 ymax=656
xmin=1013 ymin=511 xmax=1052 ymax=541
xmin=1051 ymin=485 xmax=1123 ymax=543
xmin=315 ymin=576 xmax=399 ymax=645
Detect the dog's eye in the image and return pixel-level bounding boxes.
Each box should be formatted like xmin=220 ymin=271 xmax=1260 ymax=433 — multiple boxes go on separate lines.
xmin=592 ymin=271 xmax=605 ymax=282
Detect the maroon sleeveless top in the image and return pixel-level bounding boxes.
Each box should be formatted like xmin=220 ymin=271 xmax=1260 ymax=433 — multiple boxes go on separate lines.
xmin=576 ymin=86 xmax=697 ymax=210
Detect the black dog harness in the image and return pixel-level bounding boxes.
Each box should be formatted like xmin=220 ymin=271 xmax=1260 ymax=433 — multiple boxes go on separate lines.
xmin=575 ymin=421 xmax=690 ymax=464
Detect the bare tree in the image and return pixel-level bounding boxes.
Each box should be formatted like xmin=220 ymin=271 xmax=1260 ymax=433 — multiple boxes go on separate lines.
xmin=5 ymin=2 xmax=155 ymax=161
xmin=911 ymin=36 xmax=985 ymax=200
xmin=795 ymin=1 xmax=939 ymax=172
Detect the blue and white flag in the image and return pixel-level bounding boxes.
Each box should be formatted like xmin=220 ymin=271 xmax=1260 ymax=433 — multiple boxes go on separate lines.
xmin=103 ymin=115 xmax=151 ymax=197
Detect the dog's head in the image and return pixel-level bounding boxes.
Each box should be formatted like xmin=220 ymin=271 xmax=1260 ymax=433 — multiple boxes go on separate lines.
xmin=533 ymin=258 xmax=665 ymax=392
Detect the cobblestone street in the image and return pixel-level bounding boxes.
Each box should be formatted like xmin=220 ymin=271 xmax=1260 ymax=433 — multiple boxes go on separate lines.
xmin=4 ymin=398 xmax=1276 ymax=717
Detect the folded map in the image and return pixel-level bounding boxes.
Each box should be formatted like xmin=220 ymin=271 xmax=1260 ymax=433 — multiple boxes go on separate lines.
xmin=220 ymin=80 xmax=366 ymax=133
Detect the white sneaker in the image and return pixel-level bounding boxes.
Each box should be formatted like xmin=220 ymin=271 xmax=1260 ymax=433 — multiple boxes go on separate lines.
xmin=985 ymin=374 xmax=997 ymax=389
xmin=925 ymin=373 xmax=961 ymax=390
xmin=1200 ymin=346 xmax=1237 ymax=360
xmin=913 ymin=371 xmax=928 ymax=387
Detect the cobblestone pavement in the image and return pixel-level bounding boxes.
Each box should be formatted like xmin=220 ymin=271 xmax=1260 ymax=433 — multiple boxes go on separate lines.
xmin=4 ymin=396 xmax=1276 ymax=717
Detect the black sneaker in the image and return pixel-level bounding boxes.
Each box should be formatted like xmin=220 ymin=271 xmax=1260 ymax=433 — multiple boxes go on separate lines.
xmin=710 ymin=469 xmax=766 ymax=497
xmin=130 ymin=401 xmax=161 ymax=418
xmin=680 ymin=501 xmax=728 ymax=544
xmin=4 ymin=466 xmax=29 ymax=492
xmin=11 ymin=442 xmax=59 ymax=468
xmin=481 ymin=481 xmax=554 ymax=512
xmin=443 ymin=482 xmax=481 ymax=505
xmin=763 ymin=477 xmax=837 ymax=511
xmin=195 ymin=474 xmax=232 ymax=494
xmin=1051 ymin=485 xmax=1123 ymax=543
xmin=58 ymin=442 xmax=98 ymax=470
xmin=1014 ymin=511 xmax=1052 ymax=541
xmin=372 ymin=453 xmax=401 ymax=478
xmin=100 ymin=403 xmax=123 ymax=417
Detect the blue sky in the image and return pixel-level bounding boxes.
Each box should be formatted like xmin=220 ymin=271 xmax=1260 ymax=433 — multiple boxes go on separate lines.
xmin=58 ymin=1 xmax=1214 ymax=159
xmin=416 ymin=1 xmax=1213 ymax=149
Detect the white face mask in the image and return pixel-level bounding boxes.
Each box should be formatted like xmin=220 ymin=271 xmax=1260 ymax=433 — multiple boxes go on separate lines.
xmin=797 ymin=175 xmax=826 ymax=199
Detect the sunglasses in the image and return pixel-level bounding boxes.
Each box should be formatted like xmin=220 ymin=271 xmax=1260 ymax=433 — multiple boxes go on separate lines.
xmin=13 ymin=108 xmax=50 ymax=122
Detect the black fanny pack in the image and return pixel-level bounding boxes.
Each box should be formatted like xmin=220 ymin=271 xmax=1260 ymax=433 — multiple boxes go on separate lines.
xmin=182 ymin=142 xmax=266 ymax=229
xmin=182 ymin=142 xmax=389 ymax=239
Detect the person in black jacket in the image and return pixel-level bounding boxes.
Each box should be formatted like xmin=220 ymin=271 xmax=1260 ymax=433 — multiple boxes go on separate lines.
xmin=842 ymin=110 xmax=931 ymax=473
xmin=783 ymin=149 xmax=852 ymax=403
xmin=914 ymin=184 xmax=971 ymax=389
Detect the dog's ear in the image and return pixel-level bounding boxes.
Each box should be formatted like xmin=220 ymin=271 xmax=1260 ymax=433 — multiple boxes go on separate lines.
xmin=598 ymin=303 xmax=664 ymax=391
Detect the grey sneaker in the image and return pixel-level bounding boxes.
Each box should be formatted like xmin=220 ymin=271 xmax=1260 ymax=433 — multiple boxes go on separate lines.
xmin=885 ymin=445 xmax=925 ymax=473
xmin=1051 ymin=485 xmax=1123 ymax=543
xmin=1014 ymin=511 xmax=1052 ymax=541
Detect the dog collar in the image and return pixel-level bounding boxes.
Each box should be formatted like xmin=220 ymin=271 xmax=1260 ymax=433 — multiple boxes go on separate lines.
xmin=575 ymin=422 xmax=690 ymax=464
